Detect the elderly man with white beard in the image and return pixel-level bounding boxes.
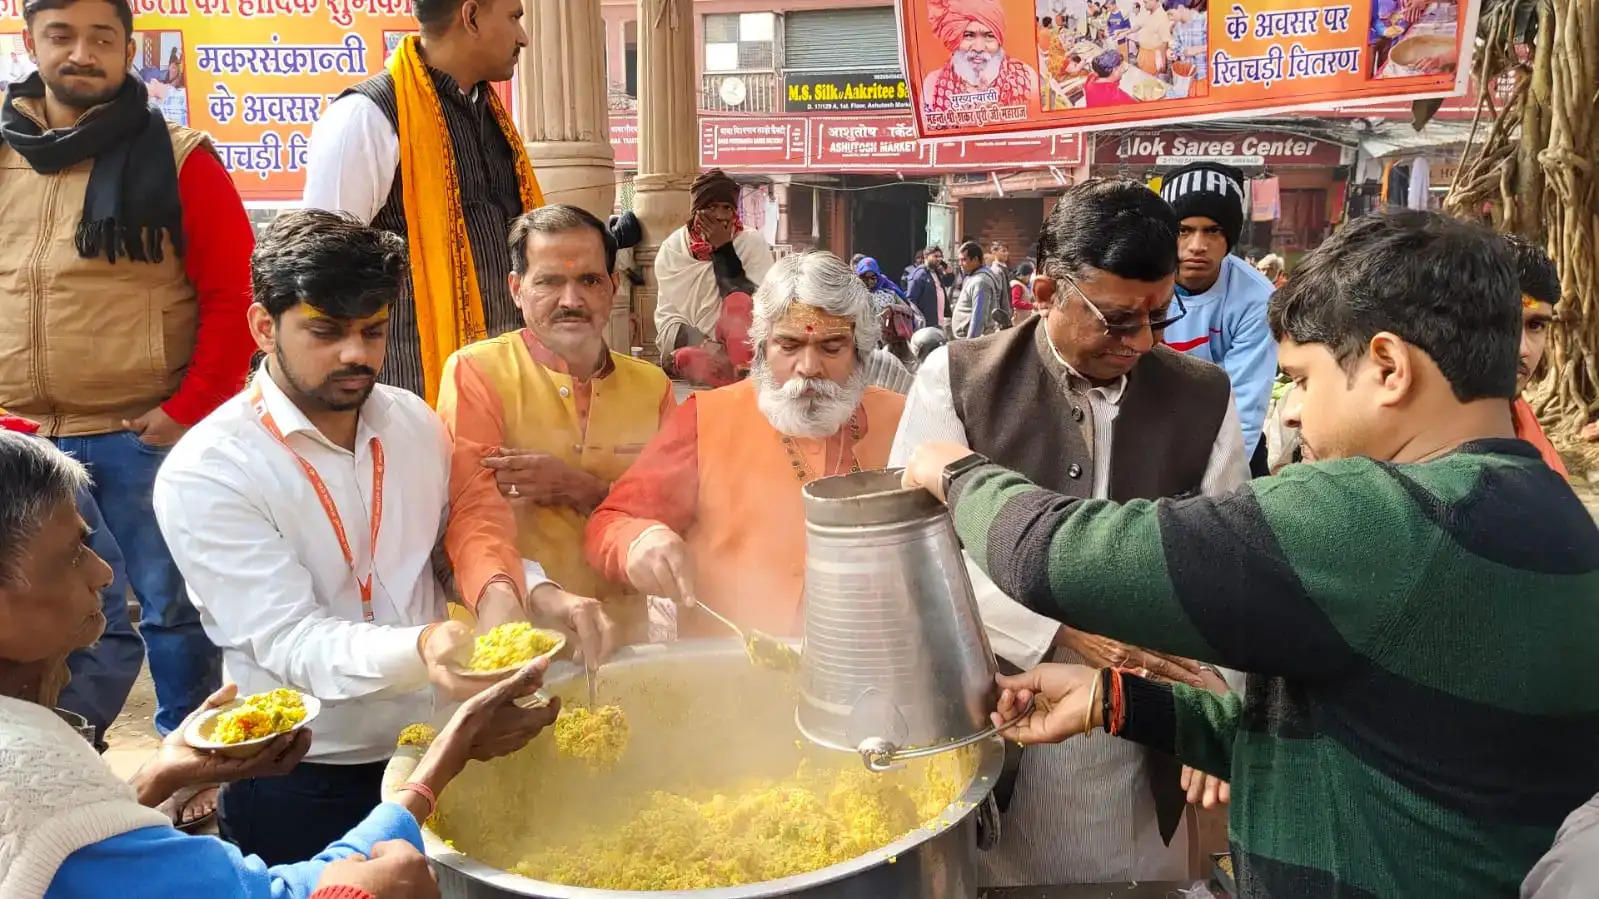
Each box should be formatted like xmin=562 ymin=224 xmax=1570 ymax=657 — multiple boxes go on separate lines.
xmin=585 ymin=252 xmax=906 ymax=640
xmin=921 ymin=0 xmax=1039 ymax=116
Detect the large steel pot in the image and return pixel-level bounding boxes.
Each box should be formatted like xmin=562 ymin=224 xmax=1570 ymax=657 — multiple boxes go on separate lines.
xmin=384 ymin=640 xmax=1002 ymax=899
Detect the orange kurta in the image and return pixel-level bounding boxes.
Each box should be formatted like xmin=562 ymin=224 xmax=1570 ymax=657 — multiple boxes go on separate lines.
xmin=586 ymin=379 xmax=906 ymax=637
xmin=438 ymin=331 xmax=674 ymax=608
xmin=1512 ymin=396 xmax=1569 ymax=479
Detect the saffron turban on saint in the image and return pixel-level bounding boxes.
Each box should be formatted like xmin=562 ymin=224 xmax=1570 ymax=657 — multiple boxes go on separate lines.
xmin=929 ymin=0 xmax=1008 ymax=50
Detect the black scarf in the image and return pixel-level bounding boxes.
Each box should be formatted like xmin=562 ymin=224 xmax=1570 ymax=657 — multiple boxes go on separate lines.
xmin=1 ymin=73 xmax=185 ymax=263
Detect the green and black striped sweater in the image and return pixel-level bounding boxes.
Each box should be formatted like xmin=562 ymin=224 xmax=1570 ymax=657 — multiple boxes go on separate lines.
xmin=948 ymin=439 xmax=1599 ymax=897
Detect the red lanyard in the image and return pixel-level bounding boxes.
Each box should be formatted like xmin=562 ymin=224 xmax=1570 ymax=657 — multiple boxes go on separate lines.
xmin=249 ymin=383 xmax=384 ymax=622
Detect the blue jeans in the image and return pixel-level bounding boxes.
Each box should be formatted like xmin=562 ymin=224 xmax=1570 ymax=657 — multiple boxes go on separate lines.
xmin=59 ymin=487 xmax=146 ymax=748
xmin=52 ymin=431 xmax=221 ymax=734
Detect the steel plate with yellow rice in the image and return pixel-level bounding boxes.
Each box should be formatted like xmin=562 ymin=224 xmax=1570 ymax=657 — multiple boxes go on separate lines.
xmin=467 ymin=622 xmax=566 ymax=672
xmin=212 ymin=688 xmax=307 ymax=743
xmin=187 ymin=687 xmax=320 ymax=759
xmin=396 ymin=641 xmax=999 ymax=895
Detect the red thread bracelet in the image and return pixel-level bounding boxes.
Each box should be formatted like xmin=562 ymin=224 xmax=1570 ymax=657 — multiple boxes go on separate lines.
xmin=398 ymin=781 xmax=437 ymax=819
xmin=1111 ymin=667 xmax=1129 ymax=736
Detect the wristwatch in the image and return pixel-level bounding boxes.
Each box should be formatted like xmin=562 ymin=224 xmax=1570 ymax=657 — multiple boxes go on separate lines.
xmin=941 ymin=451 xmax=991 ymax=502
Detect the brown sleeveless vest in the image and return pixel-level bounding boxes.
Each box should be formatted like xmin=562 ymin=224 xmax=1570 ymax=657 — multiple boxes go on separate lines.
xmin=340 ymin=72 xmax=524 ymax=399
xmin=947 ymin=316 xmax=1231 ymax=501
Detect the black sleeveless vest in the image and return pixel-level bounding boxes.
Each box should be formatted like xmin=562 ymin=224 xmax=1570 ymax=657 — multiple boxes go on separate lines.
xmin=338 ymin=71 xmax=524 ymax=398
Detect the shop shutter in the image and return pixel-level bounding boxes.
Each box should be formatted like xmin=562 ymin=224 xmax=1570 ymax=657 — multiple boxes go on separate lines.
xmin=783 ymin=8 xmax=902 ymax=73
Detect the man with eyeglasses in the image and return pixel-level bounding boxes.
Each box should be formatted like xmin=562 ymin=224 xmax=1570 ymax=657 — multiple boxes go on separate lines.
xmin=889 ymin=179 xmax=1249 ymax=886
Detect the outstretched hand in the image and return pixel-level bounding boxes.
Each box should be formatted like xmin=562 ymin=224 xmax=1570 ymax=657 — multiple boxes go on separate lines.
xmin=133 ymin=683 xmax=312 ymax=807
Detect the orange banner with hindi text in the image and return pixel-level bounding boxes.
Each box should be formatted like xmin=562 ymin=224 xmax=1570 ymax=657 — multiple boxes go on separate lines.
xmin=2 ymin=0 xmax=513 ymax=203
xmin=897 ymin=0 xmax=1481 ymax=139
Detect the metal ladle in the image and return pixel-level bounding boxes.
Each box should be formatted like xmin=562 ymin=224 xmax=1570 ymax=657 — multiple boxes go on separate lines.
xmin=697 ymin=602 xmax=801 ymax=673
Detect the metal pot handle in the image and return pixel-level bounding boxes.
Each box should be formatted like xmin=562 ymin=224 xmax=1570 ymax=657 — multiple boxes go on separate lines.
xmin=976 ymin=792 xmax=1002 ymax=851
xmin=855 ymin=696 xmax=1035 ymax=772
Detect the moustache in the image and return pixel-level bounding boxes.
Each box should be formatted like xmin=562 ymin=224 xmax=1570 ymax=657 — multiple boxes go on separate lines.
xmin=550 ymin=310 xmax=592 ymax=323
xmin=328 ymin=366 xmax=377 ymax=380
xmin=58 ymin=66 xmax=107 ymax=77
xmin=776 ymin=376 xmax=846 ymax=401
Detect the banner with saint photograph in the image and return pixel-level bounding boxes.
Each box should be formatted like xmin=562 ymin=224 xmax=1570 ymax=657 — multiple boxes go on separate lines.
xmin=897 ymin=0 xmax=1481 ymax=138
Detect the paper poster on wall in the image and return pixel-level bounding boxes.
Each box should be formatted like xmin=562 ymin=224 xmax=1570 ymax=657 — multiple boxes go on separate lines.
xmin=897 ymin=0 xmax=1481 ymax=139
xmin=2 ymin=0 xmax=515 ymax=203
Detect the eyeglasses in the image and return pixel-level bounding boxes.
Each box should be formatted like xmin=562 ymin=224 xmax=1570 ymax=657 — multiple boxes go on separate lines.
xmin=1057 ymin=272 xmax=1187 ymax=337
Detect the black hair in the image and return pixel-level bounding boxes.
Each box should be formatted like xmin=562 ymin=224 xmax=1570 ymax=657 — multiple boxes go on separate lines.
xmin=1091 ymin=49 xmax=1123 ymax=77
xmin=1014 ymin=260 xmax=1036 ymax=280
xmin=1037 ymin=179 xmax=1178 ymax=283
xmin=23 ymin=0 xmax=132 ymax=35
xmin=1268 ymin=209 xmax=1519 ymax=402
xmin=1041 ymin=15 xmax=1053 ymax=26
xmin=1503 ymin=233 xmax=1560 ymax=306
xmin=252 ymin=210 xmax=407 ymax=320
xmin=507 ymin=204 xmax=619 ymax=275
xmin=958 ymin=241 xmax=984 ymax=263
xmin=412 ymin=0 xmax=464 ymax=31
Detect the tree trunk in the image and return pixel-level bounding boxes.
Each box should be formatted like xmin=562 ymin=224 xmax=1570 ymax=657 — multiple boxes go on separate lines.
xmin=1447 ymin=0 xmax=1599 ymax=437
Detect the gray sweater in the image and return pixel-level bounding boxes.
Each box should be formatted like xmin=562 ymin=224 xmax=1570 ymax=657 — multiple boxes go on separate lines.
xmin=950 ymin=267 xmax=1010 ymax=339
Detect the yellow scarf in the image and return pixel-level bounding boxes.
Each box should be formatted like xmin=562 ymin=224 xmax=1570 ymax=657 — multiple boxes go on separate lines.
xmin=390 ymin=35 xmax=544 ymax=405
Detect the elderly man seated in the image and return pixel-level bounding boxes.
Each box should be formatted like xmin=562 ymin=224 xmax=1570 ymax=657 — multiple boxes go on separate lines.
xmin=584 ymin=251 xmax=906 ymax=638
xmin=0 ymin=431 xmax=558 ymax=899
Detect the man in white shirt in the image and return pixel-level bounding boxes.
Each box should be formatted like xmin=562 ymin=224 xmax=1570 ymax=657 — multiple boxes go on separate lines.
xmin=153 ymin=210 xmax=504 ymax=866
xmin=300 ymin=0 xmax=539 ymax=401
xmin=890 ymin=179 xmax=1246 ymax=887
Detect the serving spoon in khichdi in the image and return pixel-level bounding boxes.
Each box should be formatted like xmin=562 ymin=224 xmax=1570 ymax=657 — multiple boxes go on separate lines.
xmin=696 ymin=602 xmax=802 ymax=674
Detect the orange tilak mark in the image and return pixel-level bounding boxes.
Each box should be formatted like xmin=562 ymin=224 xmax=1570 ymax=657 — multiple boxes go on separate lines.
xmin=299 ymin=303 xmax=392 ymax=328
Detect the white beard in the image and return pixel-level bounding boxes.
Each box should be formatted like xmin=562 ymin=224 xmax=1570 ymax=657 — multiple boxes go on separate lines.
xmin=952 ymin=50 xmax=1005 ymax=88
xmin=754 ymin=359 xmax=867 ymax=439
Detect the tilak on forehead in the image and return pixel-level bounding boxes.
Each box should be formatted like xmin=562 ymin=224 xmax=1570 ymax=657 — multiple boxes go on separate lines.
xmin=777 ymin=302 xmax=854 ymax=338
xmin=298 ymin=302 xmax=392 ymax=327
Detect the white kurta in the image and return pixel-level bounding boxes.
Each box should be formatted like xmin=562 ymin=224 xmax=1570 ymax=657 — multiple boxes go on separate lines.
xmin=888 ymin=343 xmax=1248 ymax=885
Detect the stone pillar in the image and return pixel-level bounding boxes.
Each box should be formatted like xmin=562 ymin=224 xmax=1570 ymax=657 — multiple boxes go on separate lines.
xmin=631 ymin=0 xmax=700 ymax=359
xmin=518 ymin=0 xmax=615 ymax=219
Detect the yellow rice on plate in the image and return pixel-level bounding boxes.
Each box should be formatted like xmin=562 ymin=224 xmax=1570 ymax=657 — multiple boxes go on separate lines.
xmin=467 ymin=622 xmax=561 ymax=671
xmin=212 ymin=688 xmax=307 ymax=744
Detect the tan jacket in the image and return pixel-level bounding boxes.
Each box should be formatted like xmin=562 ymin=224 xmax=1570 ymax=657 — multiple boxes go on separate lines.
xmin=0 ymin=96 xmax=211 ymax=437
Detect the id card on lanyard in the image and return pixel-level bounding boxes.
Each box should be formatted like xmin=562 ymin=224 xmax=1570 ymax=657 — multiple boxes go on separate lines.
xmin=249 ymin=382 xmax=384 ymax=622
